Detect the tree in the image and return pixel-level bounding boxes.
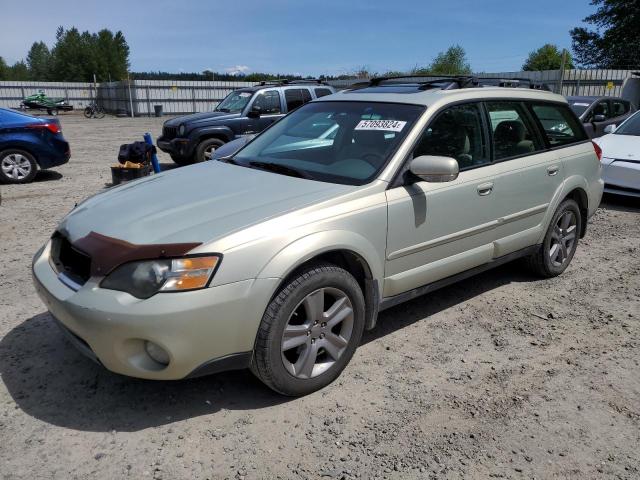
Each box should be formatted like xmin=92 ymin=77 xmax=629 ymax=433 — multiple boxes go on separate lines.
xmin=26 ymin=41 xmax=52 ymax=80
xmin=523 ymin=44 xmax=574 ymax=71
xmin=8 ymin=61 xmax=30 ymax=80
xmin=0 ymin=56 xmax=7 ymax=80
xmin=570 ymin=0 xmax=640 ymax=68
xmin=428 ymin=45 xmax=472 ymax=75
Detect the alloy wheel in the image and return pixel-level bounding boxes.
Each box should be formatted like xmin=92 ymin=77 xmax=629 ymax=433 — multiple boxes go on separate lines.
xmin=1 ymin=153 xmax=32 ymax=180
xmin=549 ymin=210 xmax=577 ymax=267
xmin=281 ymin=287 xmax=354 ymax=379
xmin=203 ymin=145 xmax=216 ymax=160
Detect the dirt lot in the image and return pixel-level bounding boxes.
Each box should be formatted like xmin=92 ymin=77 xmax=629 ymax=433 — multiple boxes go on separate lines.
xmin=0 ymin=114 xmax=639 ymax=480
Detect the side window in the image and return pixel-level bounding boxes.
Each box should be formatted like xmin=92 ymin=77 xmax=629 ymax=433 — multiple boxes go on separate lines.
xmin=252 ymin=90 xmax=281 ymax=114
xmin=485 ymin=101 xmax=543 ymax=160
xmin=314 ymin=88 xmax=332 ymax=98
xmin=612 ymin=99 xmax=629 ymax=117
xmin=413 ymin=103 xmax=489 ymax=170
xmin=284 ymin=88 xmax=309 ymax=112
xmin=530 ymin=103 xmax=588 ymax=147
xmin=301 ymin=89 xmax=312 ymax=104
xmin=591 ymin=100 xmax=610 ymax=119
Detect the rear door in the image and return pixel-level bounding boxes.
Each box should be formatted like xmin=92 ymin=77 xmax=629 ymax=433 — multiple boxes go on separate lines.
xmin=483 ymin=100 xmax=563 ymax=257
xmin=283 ymin=88 xmax=313 ymax=113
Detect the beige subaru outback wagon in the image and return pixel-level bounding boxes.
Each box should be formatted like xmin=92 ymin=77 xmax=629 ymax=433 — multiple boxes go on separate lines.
xmin=33 ymin=76 xmax=604 ymax=396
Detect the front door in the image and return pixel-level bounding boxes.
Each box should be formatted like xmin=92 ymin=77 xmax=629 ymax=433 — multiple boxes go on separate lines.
xmin=244 ymin=89 xmax=284 ymax=135
xmin=384 ymin=102 xmax=498 ymax=298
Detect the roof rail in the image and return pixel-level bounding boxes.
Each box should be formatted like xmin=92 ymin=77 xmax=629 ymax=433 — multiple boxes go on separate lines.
xmin=258 ymin=78 xmax=328 ymax=86
xmin=367 ymin=75 xmax=551 ymax=91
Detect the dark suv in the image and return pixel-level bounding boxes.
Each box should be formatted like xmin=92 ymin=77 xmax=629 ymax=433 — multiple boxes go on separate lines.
xmin=157 ymin=80 xmax=335 ymax=164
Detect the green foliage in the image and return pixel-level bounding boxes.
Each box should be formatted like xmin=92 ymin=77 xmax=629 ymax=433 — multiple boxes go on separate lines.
xmin=6 ymin=26 xmax=130 ymax=82
xmin=7 ymin=61 xmax=30 ymax=81
xmin=523 ymin=44 xmax=574 ymax=71
xmin=570 ymin=0 xmax=640 ymax=68
xmin=427 ymin=45 xmax=472 ymax=75
xmin=0 ymin=56 xmax=7 ymax=80
xmin=26 ymin=41 xmax=52 ymax=80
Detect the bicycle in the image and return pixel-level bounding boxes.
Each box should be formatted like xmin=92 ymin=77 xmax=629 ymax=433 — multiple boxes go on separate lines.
xmin=83 ymin=102 xmax=106 ymax=119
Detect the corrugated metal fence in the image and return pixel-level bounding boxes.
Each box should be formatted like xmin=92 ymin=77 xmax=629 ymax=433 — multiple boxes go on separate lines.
xmin=1 ymin=69 xmax=638 ymax=116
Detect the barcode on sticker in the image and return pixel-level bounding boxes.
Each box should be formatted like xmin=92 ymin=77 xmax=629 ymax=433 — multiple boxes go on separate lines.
xmin=355 ymin=120 xmax=407 ymax=132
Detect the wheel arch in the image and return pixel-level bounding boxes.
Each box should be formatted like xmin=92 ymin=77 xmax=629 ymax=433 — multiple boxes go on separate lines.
xmin=562 ymin=186 xmax=589 ymax=238
xmin=257 ymin=232 xmax=384 ymax=330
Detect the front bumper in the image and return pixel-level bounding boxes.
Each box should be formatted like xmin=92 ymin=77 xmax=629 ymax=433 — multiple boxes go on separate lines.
xmin=32 ymin=241 xmax=278 ymax=380
xmin=157 ymin=136 xmax=193 ymax=158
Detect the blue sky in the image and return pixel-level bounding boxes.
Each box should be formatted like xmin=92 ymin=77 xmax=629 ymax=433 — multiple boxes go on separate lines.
xmin=0 ymin=0 xmax=593 ymax=75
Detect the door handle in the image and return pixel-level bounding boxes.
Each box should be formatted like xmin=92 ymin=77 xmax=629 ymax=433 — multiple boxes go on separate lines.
xmin=477 ymin=182 xmax=494 ymax=196
xmin=547 ymin=165 xmax=559 ymax=176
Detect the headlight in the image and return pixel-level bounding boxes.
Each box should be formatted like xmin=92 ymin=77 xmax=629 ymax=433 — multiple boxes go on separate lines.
xmin=101 ymin=255 xmax=220 ymax=299
xmin=178 ymin=124 xmax=185 ymax=136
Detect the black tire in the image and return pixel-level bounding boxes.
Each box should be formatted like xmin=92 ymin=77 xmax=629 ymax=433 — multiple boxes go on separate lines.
xmin=526 ymin=199 xmax=581 ymax=278
xmin=195 ymin=138 xmax=225 ymax=163
xmin=49 ymin=108 xmax=58 ymax=116
xmin=0 ymin=149 xmax=38 ymax=184
xmin=83 ymin=107 xmax=93 ymax=119
xmin=170 ymin=154 xmax=194 ymax=166
xmin=252 ymin=263 xmax=366 ymax=396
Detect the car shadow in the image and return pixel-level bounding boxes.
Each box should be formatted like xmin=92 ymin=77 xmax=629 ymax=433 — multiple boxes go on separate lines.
xmin=600 ymin=192 xmax=640 ymax=213
xmin=0 ymin=262 xmax=535 ymax=432
xmin=34 ymin=170 xmax=63 ymax=182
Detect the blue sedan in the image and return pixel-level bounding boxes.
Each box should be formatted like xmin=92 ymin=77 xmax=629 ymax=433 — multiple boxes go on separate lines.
xmin=0 ymin=108 xmax=70 ymax=184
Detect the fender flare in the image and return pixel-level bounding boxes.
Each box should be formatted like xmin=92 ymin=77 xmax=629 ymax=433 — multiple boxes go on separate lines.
xmin=538 ymin=175 xmax=590 ymax=243
xmin=257 ymin=230 xmax=384 ymax=294
xmin=191 ymin=126 xmax=235 ymax=143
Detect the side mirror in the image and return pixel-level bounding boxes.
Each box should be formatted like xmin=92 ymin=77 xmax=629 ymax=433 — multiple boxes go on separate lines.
xmin=247 ymin=106 xmax=261 ymax=118
xmin=603 ymin=124 xmax=617 ymax=134
xmin=593 ymin=114 xmax=606 ymax=123
xmin=409 ymin=155 xmax=459 ymax=182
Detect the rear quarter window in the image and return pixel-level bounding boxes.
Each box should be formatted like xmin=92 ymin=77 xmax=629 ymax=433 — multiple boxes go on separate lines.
xmin=529 ymin=103 xmax=587 ymax=147
xmin=314 ymin=88 xmax=333 ymax=98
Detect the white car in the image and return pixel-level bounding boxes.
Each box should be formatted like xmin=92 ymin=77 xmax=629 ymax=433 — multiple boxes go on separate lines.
xmin=594 ymin=111 xmax=640 ymax=197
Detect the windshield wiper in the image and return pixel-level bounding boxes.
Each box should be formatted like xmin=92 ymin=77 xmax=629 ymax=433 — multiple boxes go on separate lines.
xmin=248 ymin=161 xmax=312 ymax=180
xmin=217 ymin=108 xmax=231 ymax=112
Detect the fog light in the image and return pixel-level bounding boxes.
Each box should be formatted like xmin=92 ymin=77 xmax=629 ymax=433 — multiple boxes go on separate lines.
xmin=144 ymin=341 xmax=170 ymax=365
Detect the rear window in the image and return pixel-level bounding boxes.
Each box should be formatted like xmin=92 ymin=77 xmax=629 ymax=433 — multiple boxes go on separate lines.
xmin=530 ymin=103 xmax=588 ymax=147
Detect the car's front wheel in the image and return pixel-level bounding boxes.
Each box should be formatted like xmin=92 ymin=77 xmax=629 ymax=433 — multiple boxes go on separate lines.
xmin=195 ymin=138 xmax=225 ymax=162
xmin=526 ymin=199 xmax=581 ymax=277
xmin=252 ymin=263 xmax=365 ymax=396
xmin=0 ymin=149 xmax=38 ymax=184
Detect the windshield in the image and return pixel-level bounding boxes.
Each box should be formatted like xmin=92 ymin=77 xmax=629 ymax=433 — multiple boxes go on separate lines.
xmin=614 ymin=111 xmax=640 ymax=136
xmin=569 ymin=101 xmax=591 ymax=117
xmin=231 ymin=101 xmax=424 ymax=185
xmin=215 ymin=90 xmax=254 ymax=113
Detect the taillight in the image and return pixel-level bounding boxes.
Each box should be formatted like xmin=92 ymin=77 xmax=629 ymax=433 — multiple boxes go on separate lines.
xmin=592 ymin=141 xmax=602 ymax=161
xmin=27 ymin=123 xmax=61 ymax=134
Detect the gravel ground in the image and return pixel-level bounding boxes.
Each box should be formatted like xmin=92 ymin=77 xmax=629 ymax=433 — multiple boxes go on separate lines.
xmin=1 ymin=114 xmax=639 ymax=480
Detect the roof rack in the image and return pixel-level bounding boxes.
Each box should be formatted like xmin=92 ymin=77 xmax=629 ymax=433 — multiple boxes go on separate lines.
xmin=367 ymin=75 xmax=550 ymax=91
xmin=258 ymin=78 xmax=327 ymax=86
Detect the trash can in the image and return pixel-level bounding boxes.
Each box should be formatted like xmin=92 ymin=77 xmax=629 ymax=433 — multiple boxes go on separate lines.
xmin=153 ymin=105 xmax=163 ymax=117
xmin=110 ymin=164 xmax=152 ymax=185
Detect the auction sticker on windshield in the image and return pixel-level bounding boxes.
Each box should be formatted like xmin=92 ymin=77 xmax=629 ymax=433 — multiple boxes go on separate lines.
xmin=355 ymin=120 xmax=407 ymax=132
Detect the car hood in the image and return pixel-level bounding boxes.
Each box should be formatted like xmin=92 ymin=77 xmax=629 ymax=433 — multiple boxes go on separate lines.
xmin=59 ymin=162 xmax=356 ymax=246
xmin=163 ymin=111 xmax=240 ymax=127
xmin=594 ymin=134 xmax=640 ymax=161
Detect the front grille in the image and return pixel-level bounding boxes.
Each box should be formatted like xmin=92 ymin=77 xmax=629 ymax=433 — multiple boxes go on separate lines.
xmin=50 ymin=233 xmax=91 ymax=285
xmin=163 ymin=126 xmax=177 ymax=140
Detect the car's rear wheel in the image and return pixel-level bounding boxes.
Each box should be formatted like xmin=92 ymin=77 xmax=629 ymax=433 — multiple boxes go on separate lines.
xmin=195 ymin=138 xmax=225 ymax=162
xmin=0 ymin=149 xmax=38 ymax=184
xmin=252 ymin=263 xmax=365 ymax=396
xmin=526 ymin=199 xmax=581 ymax=277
